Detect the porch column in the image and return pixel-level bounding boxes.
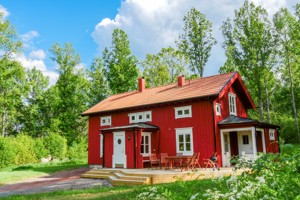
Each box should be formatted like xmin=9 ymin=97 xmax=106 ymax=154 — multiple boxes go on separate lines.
xmin=251 ymin=127 xmax=257 ymax=158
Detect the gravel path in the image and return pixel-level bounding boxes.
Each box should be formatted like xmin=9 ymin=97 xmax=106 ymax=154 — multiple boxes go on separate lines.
xmin=0 ymin=168 xmax=112 ymax=198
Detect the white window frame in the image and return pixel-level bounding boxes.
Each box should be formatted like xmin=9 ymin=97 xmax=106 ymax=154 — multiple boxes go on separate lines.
xmin=144 ymin=111 xmax=152 ymax=122
xmin=216 ymin=103 xmax=221 ymax=116
xmin=136 ymin=112 xmax=144 ymax=122
xmin=175 ymin=106 xmax=192 ymax=119
xmin=129 ymin=111 xmax=152 ymax=123
xmin=100 ymin=116 xmax=111 ymax=126
xmin=229 ymin=93 xmax=237 ymax=116
xmin=141 ymin=132 xmax=151 ymax=156
xmin=175 ymin=128 xmax=193 ymax=156
xmin=129 ymin=113 xmax=137 ymax=123
xmin=269 ymin=129 xmax=275 ymax=140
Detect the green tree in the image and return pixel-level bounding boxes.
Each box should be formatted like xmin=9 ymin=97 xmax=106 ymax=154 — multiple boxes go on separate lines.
xmin=0 ymin=13 xmax=24 ymax=136
xmin=274 ymin=7 xmax=300 ymax=142
xmin=177 ymin=8 xmax=216 ymax=77
xmin=50 ymin=43 xmax=89 ymax=144
xmin=142 ymin=47 xmax=187 ymax=87
xmin=103 ymin=28 xmax=139 ymax=94
xmin=221 ymin=1 xmax=276 ymax=122
xmin=88 ymin=57 xmax=109 ymax=106
xmin=20 ymin=67 xmax=49 ymax=137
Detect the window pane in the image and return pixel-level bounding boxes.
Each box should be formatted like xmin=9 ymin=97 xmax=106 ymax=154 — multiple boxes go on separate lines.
xmin=184 ymin=109 xmax=189 ymax=115
xmin=145 ymin=136 xmax=149 ymax=144
xmin=185 ymin=134 xmax=190 ymax=142
xmin=178 ymin=110 xmax=183 ymax=115
xmin=243 ymin=135 xmax=249 ymax=144
xmin=179 ymin=143 xmax=184 ymax=151
xmin=186 ymin=143 xmax=191 ymax=151
xmin=179 ymin=135 xmax=184 ymax=142
xmin=139 ymin=115 xmax=143 ymax=120
xmin=131 ymin=116 xmax=135 ymax=120
xmin=145 ymin=145 xmax=149 ymax=153
xmin=146 ymin=114 xmax=150 ymax=119
xmin=141 ymin=145 xmax=144 ymax=153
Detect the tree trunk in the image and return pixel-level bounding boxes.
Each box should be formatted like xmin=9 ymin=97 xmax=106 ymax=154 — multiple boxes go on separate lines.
xmin=287 ymin=50 xmax=300 ymax=143
xmin=264 ymin=75 xmax=271 ymax=123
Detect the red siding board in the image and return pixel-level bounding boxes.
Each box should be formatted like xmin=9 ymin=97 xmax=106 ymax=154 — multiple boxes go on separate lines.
xmin=88 ymin=116 xmax=101 ymax=165
xmin=104 ymin=133 xmax=113 ymax=168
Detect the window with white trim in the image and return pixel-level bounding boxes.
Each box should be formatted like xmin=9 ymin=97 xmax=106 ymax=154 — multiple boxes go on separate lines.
xmin=228 ymin=93 xmax=237 ymax=115
xmin=141 ymin=132 xmax=151 ymax=156
xmin=100 ymin=116 xmax=111 ymax=126
xmin=129 ymin=111 xmax=152 ymax=123
xmin=216 ymin=103 xmax=221 ymax=116
xmin=176 ymin=128 xmax=193 ymax=155
xmin=269 ymin=129 xmax=275 ymax=140
xmin=175 ymin=106 xmax=192 ymax=119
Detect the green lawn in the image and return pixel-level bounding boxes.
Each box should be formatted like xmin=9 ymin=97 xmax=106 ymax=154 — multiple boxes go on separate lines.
xmin=1 ymin=178 xmax=228 ymax=200
xmin=0 ymin=160 xmax=87 ymax=185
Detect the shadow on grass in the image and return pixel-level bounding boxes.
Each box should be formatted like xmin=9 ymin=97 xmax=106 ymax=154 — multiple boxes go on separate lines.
xmin=11 ymin=161 xmax=88 ymax=177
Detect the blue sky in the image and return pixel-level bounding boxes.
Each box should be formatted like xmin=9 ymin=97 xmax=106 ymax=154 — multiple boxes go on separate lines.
xmin=0 ymin=0 xmax=295 ymax=84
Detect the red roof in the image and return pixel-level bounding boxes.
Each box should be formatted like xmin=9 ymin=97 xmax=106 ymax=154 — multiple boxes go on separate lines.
xmin=82 ymin=72 xmax=252 ymax=116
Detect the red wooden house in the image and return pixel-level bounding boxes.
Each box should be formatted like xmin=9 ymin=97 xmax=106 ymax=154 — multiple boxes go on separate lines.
xmin=82 ymin=72 xmax=279 ymax=168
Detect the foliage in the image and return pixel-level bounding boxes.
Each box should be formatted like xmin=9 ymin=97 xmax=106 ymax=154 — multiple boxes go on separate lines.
xmin=177 ymin=8 xmax=216 ymax=77
xmin=221 ymin=0 xmax=276 ymax=122
xmin=88 ymin=57 xmax=109 ymax=106
xmin=0 ymin=136 xmax=16 ymax=168
xmin=13 ymin=134 xmax=38 ymax=165
xmin=203 ymin=146 xmax=300 ymax=199
xmin=67 ymin=137 xmax=88 ymax=160
xmin=142 ymin=47 xmax=188 ymax=87
xmin=50 ymin=43 xmax=89 ymax=144
xmin=34 ymin=138 xmax=49 ymax=160
xmin=103 ymin=28 xmax=139 ymax=94
xmin=44 ymin=133 xmax=67 ymax=160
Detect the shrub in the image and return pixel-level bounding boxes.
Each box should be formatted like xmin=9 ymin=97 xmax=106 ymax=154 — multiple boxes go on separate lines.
xmin=202 ymin=145 xmax=300 ymax=199
xmin=44 ymin=133 xmax=67 ymax=160
xmin=0 ymin=136 xmax=17 ymax=168
xmin=68 ymin=137 xmax=88 ymax=160
xmin=13 ymin=135 xmax=38 ymax=165
xmin=34 ymin=138 xmax=49 ymax=160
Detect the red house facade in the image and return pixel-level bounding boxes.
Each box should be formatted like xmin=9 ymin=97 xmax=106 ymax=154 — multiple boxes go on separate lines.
xmin=82 ymin=72 xmax=279 ymax=168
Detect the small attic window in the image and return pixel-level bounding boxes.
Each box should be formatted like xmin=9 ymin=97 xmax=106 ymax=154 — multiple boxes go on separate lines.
xmin=216 ymin=103 xmax=221 ymax=116
xmin=175 ymin=106 xmax=192 ymax=119
xmin=269 ymin=129 xmax=275 ymax=140
xmin=100 ymin=116 xmax=111 ymax=126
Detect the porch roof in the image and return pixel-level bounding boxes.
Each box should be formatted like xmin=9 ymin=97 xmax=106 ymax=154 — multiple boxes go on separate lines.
xmin=218 ymin=116 xmax=280 ymax=129
xmin=101 ymin=122 xmax=159 ymax=133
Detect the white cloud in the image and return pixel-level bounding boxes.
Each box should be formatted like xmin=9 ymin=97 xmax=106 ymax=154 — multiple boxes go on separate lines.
xmin=20 ymin=31 xmax=39 ymax=43
xmin=29 ymin=49 xmax=46 ymax=60
xmin=0 ymin=5 xmax=9 ymax=19
xmin=92 ymin=0 xmax=292 ymax=76
xmin=14 ymin=53 xmax=58 ymax=86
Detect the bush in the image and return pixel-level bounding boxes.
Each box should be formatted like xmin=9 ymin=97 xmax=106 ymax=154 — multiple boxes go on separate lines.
xmin=44 ymin=133 xmax=67 ymax=160
xmin=0 ymin=136 xmax=17 ymax=168
xmin=13 ymin=135 xmax=38 ymax=165
xmin=68 ymin=137 xmax=87 ymax=160
xmin=202 ymin=145 xmax=300 ymax=199
xmin=34 ymin=138 xmax=49 ymax=160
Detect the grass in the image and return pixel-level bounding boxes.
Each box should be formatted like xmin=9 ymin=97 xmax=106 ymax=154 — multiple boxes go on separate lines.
xmin=0 ymin=178 xmax=228 ymax=200
xmin=0 ymin=160 xmax=87 ymax=185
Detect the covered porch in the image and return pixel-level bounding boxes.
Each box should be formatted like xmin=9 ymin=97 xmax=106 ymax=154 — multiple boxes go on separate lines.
xmin=219 ymin=116 xmax=280 ymax=167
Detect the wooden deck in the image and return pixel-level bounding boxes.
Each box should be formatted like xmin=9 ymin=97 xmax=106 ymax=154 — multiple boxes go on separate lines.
xmin=81 ymin=168 xmax=242 ymax=186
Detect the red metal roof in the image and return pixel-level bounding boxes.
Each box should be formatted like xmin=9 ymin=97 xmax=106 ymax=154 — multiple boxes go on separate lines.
xmin=82 ymin=72 xmax=239 ymax=115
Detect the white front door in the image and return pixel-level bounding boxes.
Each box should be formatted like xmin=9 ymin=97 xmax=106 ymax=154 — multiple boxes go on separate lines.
xmin=238 ymin=131 xmax=253 ymax=159
xmin=113 ymin=132 xmax=126 ymax=168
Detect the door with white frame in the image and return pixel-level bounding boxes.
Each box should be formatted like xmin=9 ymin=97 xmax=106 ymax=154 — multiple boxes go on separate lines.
xmin=113 ymin=132 xmax=126 ymax=168
xmin=223 ymin=132 xmax=231 ymax=167
xmin=238 ymin=131 xmax=253 ymax=159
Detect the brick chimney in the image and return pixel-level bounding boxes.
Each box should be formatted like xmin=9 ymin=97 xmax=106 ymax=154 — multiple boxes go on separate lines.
xmin=138 ymin=77 xmax=145 ymax=92
xmin=177 ymin=75 xmax=185 ymax=87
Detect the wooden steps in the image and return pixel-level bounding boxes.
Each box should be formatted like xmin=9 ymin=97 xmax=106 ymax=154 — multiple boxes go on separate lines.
xmin=81 ymin=169 xmax=151 ymax=186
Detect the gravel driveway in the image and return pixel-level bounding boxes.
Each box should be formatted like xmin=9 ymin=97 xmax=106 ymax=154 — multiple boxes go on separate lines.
xmin=0 ymin=168 xmax=112 ymax=198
